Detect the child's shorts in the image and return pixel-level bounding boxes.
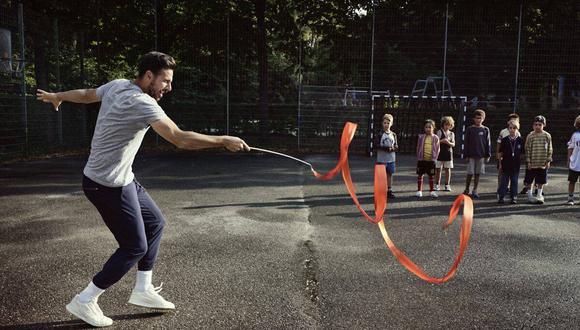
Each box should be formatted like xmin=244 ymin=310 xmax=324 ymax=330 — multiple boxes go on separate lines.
xmin=467 ymin=158 xmax=485 ymax=175
xmin=436 ymin=160 xmax=454 ymax=169
xmin=568 ymin=169 xmax=580 ymax=183
xmin=377 ymin=162 xmax=396 ymax=174
xmin=417 ymin=160 xmax=436 ymax=176
xmin=524 ymin=168 xmax=548 ymax=185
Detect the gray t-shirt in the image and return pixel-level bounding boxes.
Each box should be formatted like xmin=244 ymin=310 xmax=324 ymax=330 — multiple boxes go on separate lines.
xmin=83 ymin=79 xmax=167 ymax=187
xmin=376 ymin=131 xmax=397 ymax=163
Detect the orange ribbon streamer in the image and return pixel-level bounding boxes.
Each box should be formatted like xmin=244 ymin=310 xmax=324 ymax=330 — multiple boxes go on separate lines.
xmin=313 ymin=122 xmax=474 ymax=284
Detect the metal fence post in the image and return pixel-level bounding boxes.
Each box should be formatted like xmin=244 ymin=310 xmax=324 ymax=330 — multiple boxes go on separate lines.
xmin=54 ymin=18 xmax=63 ymax=146
xmin=297 ymin=26 xmax=302 ymax=151
xmin=154 ymin=0 xmax=159 ymax=145
xmin=226 ymin=11 xmax=230 ymax=135
xmin=512 ymin=1 xmax=523 ymax=114
xmin=443 ymin=1 xmax=449 ymax=89
xmin=79 ymin=31 xmax=87 ymax=145
xmin=18 ymin=3 xmax=27 ymax=157
xmin=368 ymin=0 xmax=376 ymax=156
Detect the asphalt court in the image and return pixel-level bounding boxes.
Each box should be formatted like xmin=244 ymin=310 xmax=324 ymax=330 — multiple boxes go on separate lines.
xmin=0 ymin=152 xmax=578 ymax=329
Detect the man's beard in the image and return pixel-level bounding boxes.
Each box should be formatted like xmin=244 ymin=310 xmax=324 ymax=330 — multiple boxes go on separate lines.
xmin=148 ymin=82 xmax=162 ymax=100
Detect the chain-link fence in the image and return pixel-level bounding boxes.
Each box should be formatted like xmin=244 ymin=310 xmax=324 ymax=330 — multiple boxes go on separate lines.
xmin=1 ymin=1 xmax=578 ymax=162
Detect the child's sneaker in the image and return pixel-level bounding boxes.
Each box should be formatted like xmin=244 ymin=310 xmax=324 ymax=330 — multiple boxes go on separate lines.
xmin=471 ymin=191 xmax=480 ymax=199
xmin=387 ymin=190 xmax=396 ymax=199
xmin=510 ymin=198 xmax=517 ymax=204
xmin=520 ymin=187 xmax=528 ymax=195
xmin=462 ymin=189 xmax=470 ymax=196
xmin=415 ymin=191 xmax=423 ymax=198
xmin=430 ymin=191 xmax=438 ymax=198
xmin=566 ymin=197 xmax=574 ymax=205
xmin=444 ymin=185 xmax=451 ymax=191
xmin=434 ymin=184 xmax=440 ymax=191
xmin=535 ymin=195 xmax=545 ymax=204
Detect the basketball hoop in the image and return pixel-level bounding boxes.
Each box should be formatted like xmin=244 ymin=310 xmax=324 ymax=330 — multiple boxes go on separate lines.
xmin=0 ymin=27 xmax=25 ymax=76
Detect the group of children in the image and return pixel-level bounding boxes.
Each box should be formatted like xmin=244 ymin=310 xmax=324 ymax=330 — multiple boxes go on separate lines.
xmin=375 ymin=110 xmax=580 ymax=205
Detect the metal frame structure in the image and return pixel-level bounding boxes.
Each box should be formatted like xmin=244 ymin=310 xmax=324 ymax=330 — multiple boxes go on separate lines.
xmin=369 ymin=95 xmax=467 ymax=157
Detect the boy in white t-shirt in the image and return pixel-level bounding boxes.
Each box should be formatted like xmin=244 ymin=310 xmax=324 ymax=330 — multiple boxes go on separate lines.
xmin=375 ymin=113 xmax=398 ymax=198
xmin=566 ymin=115 xmax=580 ymax=205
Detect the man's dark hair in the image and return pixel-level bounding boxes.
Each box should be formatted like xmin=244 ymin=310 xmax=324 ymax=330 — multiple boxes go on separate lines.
xmin=137 ymin=51 xmax=176 ymax=77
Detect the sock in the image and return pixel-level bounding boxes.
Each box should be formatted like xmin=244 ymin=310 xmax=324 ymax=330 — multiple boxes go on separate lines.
xmin=417 ymin=176 xmax=423 ymax=191
xmin=78 ymin=281 xmax=105 ymax=303
xmin=429 ymin=176 xmax=434 ymax=191
xmin=135 ymin=270 xmax=153 ymax=292
xmin=527 ymin=189 xmax=533 ymax=199
xmin=537 ymin=188 xmax=543 ymax=197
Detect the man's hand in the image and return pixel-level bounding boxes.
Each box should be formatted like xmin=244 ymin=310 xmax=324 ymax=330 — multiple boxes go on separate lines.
xmin=545 ymin=162 xmax=551 ymax=169
xmin=36 ymin=89 xmax=61 ymax=111
xmin=222 ymin=136 xmax=250 ymax=152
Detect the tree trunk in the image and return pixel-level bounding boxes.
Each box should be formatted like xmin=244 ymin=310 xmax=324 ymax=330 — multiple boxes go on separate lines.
xmin=254 ymin=0 xmax=269 ymax=137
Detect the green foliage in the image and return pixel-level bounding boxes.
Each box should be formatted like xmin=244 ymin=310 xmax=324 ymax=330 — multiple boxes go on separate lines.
xmin=15 ymin=0 xmax=580 ymax=102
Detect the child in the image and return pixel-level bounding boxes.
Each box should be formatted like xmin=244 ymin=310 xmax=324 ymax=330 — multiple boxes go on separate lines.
xmin=523 ymin=115 xmax=553 ymax=204
xmin=435 ymin=116 xmax=456 ymax=192
xmin=496 ymin=113 xmax=520 ymax=193
xmin=376 ymin=114 xmax=398 ymax=198
xmin=463 ymin=109 xmax=491 ymax=199
xmin=416 ymin=119 xmax=440 ymax=198
xmin=497 ymin=120 xmax=524 ymax=204
xmin=565 ymin=115 xmax=580 ymax=205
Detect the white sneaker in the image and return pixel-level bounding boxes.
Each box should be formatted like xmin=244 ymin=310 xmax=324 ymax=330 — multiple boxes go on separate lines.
xmin=566 ymin=197 xmax=575 ymax=205
xmin=415 ymin=191 xmax=422 ymax=198
xmin=444 ymin=185 xmax=451 ymax=192
xmin=536 ymin=195 xmax=545 ymax=204
xmin=430 ymin=191 xmax=438 ymax=198
xmin=129 ymin=283 xmax=175 ymax=310
xmin=66 ymin=295 xmax=113 ymax=327
xmin=527 ymin=193 xmax=535 ymax=204
xmin=434 ymin=184 xmax=440 ymax=191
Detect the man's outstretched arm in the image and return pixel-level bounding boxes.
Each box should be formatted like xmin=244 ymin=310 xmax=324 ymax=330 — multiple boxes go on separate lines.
xmin=36 ymin=88 xmax=100 ymax=111
xmin=151 ymin=116 xmax=250 ymax=152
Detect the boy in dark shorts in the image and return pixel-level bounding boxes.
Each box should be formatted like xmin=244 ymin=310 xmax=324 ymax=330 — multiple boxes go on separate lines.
xmin=523 ymin=115 xmax=552 ymax=204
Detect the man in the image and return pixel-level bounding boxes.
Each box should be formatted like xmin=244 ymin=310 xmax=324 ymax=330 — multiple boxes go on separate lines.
xmin=37 ymin=51 xmax=250 ymax=327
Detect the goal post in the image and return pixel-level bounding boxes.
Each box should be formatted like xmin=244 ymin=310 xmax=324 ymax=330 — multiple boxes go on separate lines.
xmin=369 ymin=95 xmax=468 ymax=158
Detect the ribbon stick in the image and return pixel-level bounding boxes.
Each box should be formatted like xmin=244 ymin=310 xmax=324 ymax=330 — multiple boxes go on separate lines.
xmin=252 ymin=122 xmax=474 ymax=283
xmin=250 ymin=147 xmax=315 ymax=170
